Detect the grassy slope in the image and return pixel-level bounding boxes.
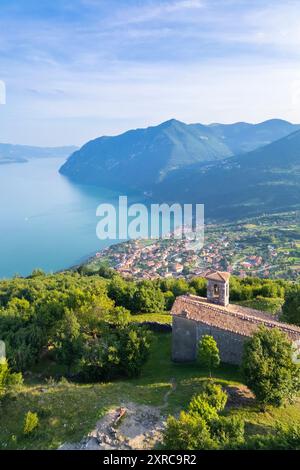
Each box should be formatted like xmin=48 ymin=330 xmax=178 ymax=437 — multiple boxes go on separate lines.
xmin=129 ymin=312 xmax=172 ymax=324
xmin=1 ymin=333 xmax=300 ymax=449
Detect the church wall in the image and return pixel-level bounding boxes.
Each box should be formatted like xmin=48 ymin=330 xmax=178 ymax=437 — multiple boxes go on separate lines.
xmin=172 ymin=316 xmax=197 ymax=362
xmin=195 ymin=322 xmax=246 ymax=365
xmin=172 ymin=316 xmax=246 ymax=365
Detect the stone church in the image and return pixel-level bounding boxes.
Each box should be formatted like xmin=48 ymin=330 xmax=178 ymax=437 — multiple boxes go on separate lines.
xmin=171 ymin=271 xmax=300 ymax=365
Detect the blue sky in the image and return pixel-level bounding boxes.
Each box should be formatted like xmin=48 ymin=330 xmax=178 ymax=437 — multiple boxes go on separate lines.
xmin=0 ymin=0 xmax=300 ymax=146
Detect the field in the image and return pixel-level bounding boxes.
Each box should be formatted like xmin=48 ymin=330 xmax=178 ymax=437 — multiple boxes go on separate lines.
xmin=1 ymin=332 xmax=300 ymax=450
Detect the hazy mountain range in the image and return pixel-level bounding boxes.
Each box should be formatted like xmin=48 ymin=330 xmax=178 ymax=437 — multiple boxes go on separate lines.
xmin=154 ymin=129 xmax=300 ymax=219
xmin=59 ymin=118 xmax=300 ymax=193
xmin=59 ymin=118 xmax=300 ymax=219
xmin=0 ymin=143 xmax=77 ymax=164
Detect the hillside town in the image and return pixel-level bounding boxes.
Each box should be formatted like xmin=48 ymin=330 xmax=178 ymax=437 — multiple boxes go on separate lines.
xmin=84 ymin=212 xmax=300 ymax=281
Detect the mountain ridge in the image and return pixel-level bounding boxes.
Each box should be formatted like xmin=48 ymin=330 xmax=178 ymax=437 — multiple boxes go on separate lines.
xmin=59 ymin=118 xmax=300 ymax=191
xmin=0 ymin=143 xmax=77 ymax=164
xmin=153 ymin=128 xmax=300 ymax=219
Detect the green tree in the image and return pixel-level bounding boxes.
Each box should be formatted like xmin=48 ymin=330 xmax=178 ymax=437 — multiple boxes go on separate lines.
xmin=53 ymin=309 xmax=83 ymax=373
xmin=132 ymin=283 xmax=165 ymax=313
xmin=282 ymin=285 xmax=300 ymax=325
xmin=241 ymin=326 xmax=300 ymax=408
xmin=198 ymin=335 xmax=220 ymax=378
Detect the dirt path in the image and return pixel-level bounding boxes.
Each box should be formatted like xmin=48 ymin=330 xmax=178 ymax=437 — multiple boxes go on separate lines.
xmin=59 ymin=378 xmax=177 ymax=451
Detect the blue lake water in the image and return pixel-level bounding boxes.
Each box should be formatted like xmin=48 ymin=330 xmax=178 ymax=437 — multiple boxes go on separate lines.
xmin=0 ymin=157 xmax=130 ymax=278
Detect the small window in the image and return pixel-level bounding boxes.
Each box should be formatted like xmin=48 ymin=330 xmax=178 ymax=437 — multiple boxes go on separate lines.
xmin=213 ymin=284 xmax=219 ymax=297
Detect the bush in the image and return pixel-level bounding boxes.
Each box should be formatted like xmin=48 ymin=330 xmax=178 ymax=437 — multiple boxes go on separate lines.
xmin=163 ymin=382 xmax=245 ymax=450
xmin=241 ymin=326 xmax=300 ymax=408
xmin=200 ymin=381 xmax=228 ymax=411
xmin=163 ymin=412 xmax=216 ymax=450
xmin=188 ymin=395 xmax=219 ymax=421
xmin=210 ymin=415 xmax=245 ymax=449
xmin=0 ymin=359 xmax=23 ymax=399
xmin=23 ymin=411 xmax=39 ymax=435
xmin=244 ymin=423 xmax=300 ymax=450
xmin=78 ymin=325 xmax=152 ymax=382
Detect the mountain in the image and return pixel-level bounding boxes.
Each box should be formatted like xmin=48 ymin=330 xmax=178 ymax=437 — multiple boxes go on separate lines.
xmin=0 ymin=144 xmax=77 ymax=164
xmin=153 ymin=129 xmax=300 ymax=219
xmin=209 ymin=119 xmax=300 ymax=154
xmin=59 ymin=119 xmax=233 ymax=190
xmin=59 ymin=118 xmax=299 ymax=192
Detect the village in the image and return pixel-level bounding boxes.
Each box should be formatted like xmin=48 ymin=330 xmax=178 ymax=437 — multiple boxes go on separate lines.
xmin=85 ymin=212 xmax=300 ymax=281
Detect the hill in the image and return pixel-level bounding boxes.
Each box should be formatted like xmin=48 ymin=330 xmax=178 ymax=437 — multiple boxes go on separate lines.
xmin=59 ymin=119 xmax=233 ymax=190
xmin=209 ymin=118 xmax=300 ymax=154
xmin=59 ymin=118 xmax=299 ymax=191
xmin=153 ymin=130 xmax=300 ymax=219
xmin=0 ymin=143 xmax=77 ymax=164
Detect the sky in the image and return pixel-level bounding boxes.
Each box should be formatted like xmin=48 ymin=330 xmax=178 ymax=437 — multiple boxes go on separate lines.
xmin=0 ymin=0 xmax=300 ymax=146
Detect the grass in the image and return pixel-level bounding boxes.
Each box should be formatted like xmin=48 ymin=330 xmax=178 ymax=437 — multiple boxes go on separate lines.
xmin=1 ymin=332 xmax=300 ymax=449
xmin=129 ymin=312 xmax=172 ymax=324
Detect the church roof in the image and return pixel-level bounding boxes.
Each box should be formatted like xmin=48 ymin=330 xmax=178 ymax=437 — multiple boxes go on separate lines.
xmin=205 ymin=271 xmax=230 ymax=282
xmin=171 ymin=294 xmax=300 ymax=341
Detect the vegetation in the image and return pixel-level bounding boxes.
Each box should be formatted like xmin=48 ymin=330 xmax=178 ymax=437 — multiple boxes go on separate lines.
xmin=243 ymin=423 xmax=300 ymax=450
xmin=0 ymin=269 xmax=299 ymax=450
xmin=197 ymin=335 xmax=220 ymax=378
xmin=282 ymin=285 xmax=300 ymax=325
xmin=163 ymin=383 xmax=244 ymax=450
xmin=0 ymin=273 xmax=151 ymax=380
xmin=2 ymin=333 xmax=300 ymax=449
xmin=23 ymin=411 xmax=39 ymax=435
xmin=241 ymin=326 xmax=300 ymax=408
xmin=0 ymin=359 xmax=23 ymax=399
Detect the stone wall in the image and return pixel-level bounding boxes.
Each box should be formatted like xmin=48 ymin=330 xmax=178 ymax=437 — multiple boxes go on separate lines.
xmin=172 ymin=316 xmax=197 ymax=362
xmin=172 ymin=315 xmax=246 ymax=365
xmin=195 ymin=322 xmax=246 ymax=365
xmin=207 ymin=279 xmax=229 ymax=306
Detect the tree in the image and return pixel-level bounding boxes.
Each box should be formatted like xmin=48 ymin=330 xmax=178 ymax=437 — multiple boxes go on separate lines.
xmin=198 ymin=335 xmax=220 ymax=378
xmin=132 ymin=283 xmax=165 ymax=313
xmin=53 ymin=309 xmax=83 ymax=373
xmin=241 ymin=326 xmax=300 ymax=408
xmin=282 ymin=285 xmax=300 ymax=325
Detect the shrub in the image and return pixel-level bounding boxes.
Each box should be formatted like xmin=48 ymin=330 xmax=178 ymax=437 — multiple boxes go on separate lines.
xmin=241 ymin=326 xmax=300 ymax=408
xmin=163 ymin=411 xmax=216 ymax=450
xmin=244 ymin=423 xmax=300 ymax=450
xmin=23 ymin=411 xmax=39 ymax=435
xmin=200 ymin=382 xmax=228 ymax=412
xmin=0 ymin=359 xmax=23 ymax=399
xmin=163 ymin=382 xmax=245 ymax=450
xmin=188 ymin=395 xmax=219 ymax=421
xmin=210 ymin=415 xmax=245 ymax=449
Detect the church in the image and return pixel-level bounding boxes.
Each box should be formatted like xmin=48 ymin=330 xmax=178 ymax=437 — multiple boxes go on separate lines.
xmin=171 ymin=271 xmax=300 ymax=365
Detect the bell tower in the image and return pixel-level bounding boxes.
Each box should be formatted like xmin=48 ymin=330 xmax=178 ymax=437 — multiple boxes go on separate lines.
xmin=206 ymin=271 xmax=230 ymax=307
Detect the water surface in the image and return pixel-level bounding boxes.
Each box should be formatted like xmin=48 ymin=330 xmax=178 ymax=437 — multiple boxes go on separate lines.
xmin=0 ymin=157 xmax=123 ymax=278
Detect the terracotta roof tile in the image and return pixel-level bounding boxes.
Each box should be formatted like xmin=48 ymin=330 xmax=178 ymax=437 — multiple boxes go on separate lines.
xmin=171 ymin=295 xmax=300 ymax=341
xmin=205 ymin=271 xmax=230 ymax=282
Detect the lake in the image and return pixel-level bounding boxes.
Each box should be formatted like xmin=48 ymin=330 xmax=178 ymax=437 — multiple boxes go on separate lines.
xmin=0 ymin=157 xmax=129 ymax=278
